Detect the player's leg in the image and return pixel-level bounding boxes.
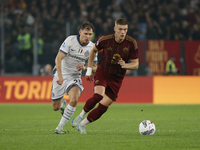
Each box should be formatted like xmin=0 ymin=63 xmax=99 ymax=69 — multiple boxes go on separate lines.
xmin=57 ymin=86 xmax=81 ymax=127
xmin=52 ymin=99 xmax=66 ymax=113
xmin=71 ymin=85 xmax=105 ymax=127
xmin=84 ymin=85 xmax=105 ymax=112
xmin=51 ymin=78 xmax=66 ymax=113
xmin=55 ymin=82 xmax=83 ymax=134
xmin=83 ymin=94 xmax=112 ymax=123
xmin=77 ymin=94 xmax=113 ymax=134
xmin=60 ymin=99 xmax=67 ymax=115
xmin=52 ymin=100 xmax=62 ymax=111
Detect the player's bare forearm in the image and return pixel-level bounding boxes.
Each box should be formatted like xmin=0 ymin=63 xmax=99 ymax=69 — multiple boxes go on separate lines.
xmin=77 ymin=63 xmax=97 ymax=73
xmin=87 ymin=46 xmax=98 ymax=67
xmin=123 ymin=62 xmax=139 ymax=70
xmin=85 ymin=46 xmax=97 ymax=82
xmin=118 ymin=58 xmax=139 ymax=70
xmin=92 ymin=62 xmax=97 ymax=73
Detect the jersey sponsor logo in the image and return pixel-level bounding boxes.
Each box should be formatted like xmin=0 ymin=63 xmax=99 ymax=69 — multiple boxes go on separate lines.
xmin=68 ymin=53 xmax=86 ymax=61
xmin=71 ymin=49 xmax=76 ymax=51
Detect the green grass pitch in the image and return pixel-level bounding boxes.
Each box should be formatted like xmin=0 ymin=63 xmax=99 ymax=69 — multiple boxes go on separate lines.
xmin=0 ymin=103 xmax=200 ymax=150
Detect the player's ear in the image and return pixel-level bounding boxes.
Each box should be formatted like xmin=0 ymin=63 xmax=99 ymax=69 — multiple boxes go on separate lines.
xmin=114 ymin=27 xmax=116 ymax=32
xmin=79 ymin=30 xmax=81 ymax=35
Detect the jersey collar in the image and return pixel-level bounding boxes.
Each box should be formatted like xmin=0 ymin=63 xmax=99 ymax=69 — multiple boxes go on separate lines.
xmin=77 ymin=35 xmax=89 ymax=46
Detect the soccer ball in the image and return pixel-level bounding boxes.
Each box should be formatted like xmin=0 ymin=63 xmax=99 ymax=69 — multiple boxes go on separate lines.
xmin=139 ymin=120 xmax=156 ymax=135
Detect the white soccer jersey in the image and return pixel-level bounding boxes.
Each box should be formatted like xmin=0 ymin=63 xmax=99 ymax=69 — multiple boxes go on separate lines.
xmin=53 ymin=35 xmax=97 ymax=79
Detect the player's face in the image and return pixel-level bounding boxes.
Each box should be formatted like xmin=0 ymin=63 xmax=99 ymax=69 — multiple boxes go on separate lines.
xmin=114 ymin=24 xmax=128 ymax=43
xmin=79 ymin=28 xmax=93 ymax=45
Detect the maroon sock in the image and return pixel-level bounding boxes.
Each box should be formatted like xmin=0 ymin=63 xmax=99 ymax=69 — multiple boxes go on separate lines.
xmin=83 ymin=93 xmax=103 ymax=112
xmin=87 ymin=103 xmax=108 ymax=122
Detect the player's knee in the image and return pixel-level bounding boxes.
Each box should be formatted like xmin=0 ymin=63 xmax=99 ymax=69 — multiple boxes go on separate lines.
xmin=52 ymin=103 xmax=60 ymax=111
xmin=83 ymin=93 xmax=103 ymax=112
xmin=53 ymin=106 xmax=59 ymax=111
xmin=93 ymin=93 xmax=103 ymax=102
xmin=69 ymin=98 xmax=78 ymax=107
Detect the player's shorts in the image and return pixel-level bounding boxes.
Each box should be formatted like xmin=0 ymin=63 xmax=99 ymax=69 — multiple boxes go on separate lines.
xmin=52 ymin=74 xmax=84 ymax=101
xmin=94 ymin=68 xmax=124 ymax=101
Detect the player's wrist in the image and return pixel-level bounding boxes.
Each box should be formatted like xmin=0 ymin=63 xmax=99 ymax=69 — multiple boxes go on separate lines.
xmin=86 ymin=67 xmax=92 ymax=76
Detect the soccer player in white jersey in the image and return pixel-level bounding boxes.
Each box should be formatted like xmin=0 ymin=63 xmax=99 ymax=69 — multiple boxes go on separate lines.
xmin=52 ymin=22 xmax=97 ymax=134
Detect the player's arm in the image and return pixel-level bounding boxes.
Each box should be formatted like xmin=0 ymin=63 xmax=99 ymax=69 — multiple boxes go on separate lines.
xmin=85 ymin=46 xmax=98 ymax=81
xmin=87 ymin=46 xmax=98 ymax=68
xmin=118 ymin=58 xmax=139 ymax=70
xmin=76 ymin=62 xmax=97 ymax=73
xmin=91 ymin=62 xmax=97 ymax=73
xmin=55 ymin=51 xmax=66 ymax=85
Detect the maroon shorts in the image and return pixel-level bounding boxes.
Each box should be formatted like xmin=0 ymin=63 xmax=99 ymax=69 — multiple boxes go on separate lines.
xmin=94 ymin=68 xmax=124 ymax=101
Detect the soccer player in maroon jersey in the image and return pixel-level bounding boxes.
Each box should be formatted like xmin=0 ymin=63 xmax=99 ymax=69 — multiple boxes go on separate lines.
xmin=71 ymin=18 xmax=139 ymax=134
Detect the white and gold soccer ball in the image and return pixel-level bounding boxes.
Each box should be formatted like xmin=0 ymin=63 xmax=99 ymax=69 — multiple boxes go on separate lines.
xmin=139 ymin=120 xmax=156 ymax=135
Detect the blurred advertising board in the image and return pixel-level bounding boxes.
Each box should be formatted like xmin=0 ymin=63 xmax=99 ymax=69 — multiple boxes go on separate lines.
xmin=0 ymin=76 xmax=152 ymax=103
xmin=184 ymin=41 xmax=200 ymax=75
xmin=146 ymin=40 xmax=181 ymax=75
xmin=1 ymin=76 xmax=199 ymax=104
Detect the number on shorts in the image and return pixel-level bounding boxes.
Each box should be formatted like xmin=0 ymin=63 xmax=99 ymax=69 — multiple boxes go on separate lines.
xmin=74 ymin=79 xmax=82 ymax=85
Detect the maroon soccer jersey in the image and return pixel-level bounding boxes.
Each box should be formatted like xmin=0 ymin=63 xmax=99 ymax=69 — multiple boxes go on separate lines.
xmin=95 ymin=33 xmax=138 ymax=77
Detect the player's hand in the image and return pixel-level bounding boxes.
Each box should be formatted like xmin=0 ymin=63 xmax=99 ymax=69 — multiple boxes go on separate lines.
xmin=57 ymin=76 xmax=64 ymax=85
xmin=85 ymin=74 xmax=94 ymax=83
xmin=85 ymin=67 xmax=92 ymax=82
xmin=76 ymin=64 xmax=85 ymax=71
xmin=118 ymin=58 xmax=126 ymax=68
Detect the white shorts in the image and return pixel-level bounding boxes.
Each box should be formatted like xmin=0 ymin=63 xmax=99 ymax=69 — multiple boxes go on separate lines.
xmin=51 ymin=74 xmax=84 ymax=101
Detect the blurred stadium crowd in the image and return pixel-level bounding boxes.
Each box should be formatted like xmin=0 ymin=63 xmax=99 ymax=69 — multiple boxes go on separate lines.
xmin=2 ymin=0 xmax=200 ymax=75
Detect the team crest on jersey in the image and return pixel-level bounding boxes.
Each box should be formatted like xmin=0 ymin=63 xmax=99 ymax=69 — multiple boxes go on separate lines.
xmin=113 ymin=54 xmax=121 ymax=61
xmin=84 ymin=50 xmax=90 ymax=57
xmin=123 ymin=47 xmax=129 ymax=53
xmin=111 ymin=53 xmax=121 ymax=64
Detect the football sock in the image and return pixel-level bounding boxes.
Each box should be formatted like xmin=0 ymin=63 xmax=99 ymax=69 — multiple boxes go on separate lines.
xmin=80 ymin=118 xmax=90 ymax=127
xmin=80 ymin=109 xmax=87 ymax=118
xmin=83 ymin=93 xmax=103 ymax=112
xmin=59 ymin=104 xmax=76 ymax=127
xmin=87 ymin=103 xmax=108 ymax=122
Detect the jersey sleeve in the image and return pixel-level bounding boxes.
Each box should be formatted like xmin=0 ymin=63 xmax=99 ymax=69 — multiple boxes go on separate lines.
xmin=95 ymin=38 xmax=104 ymax=51
xmin=129 ymin=40 xmax=139 ymax=59
xmin=59 ymin=37 xmax=71 ymax=55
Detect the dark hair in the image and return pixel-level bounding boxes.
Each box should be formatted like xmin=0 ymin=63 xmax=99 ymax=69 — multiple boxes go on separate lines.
xmin=115 ymin=18 xmax=128 ymax=26
xmin=80 ymin=21 xmax=95 ymax=32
